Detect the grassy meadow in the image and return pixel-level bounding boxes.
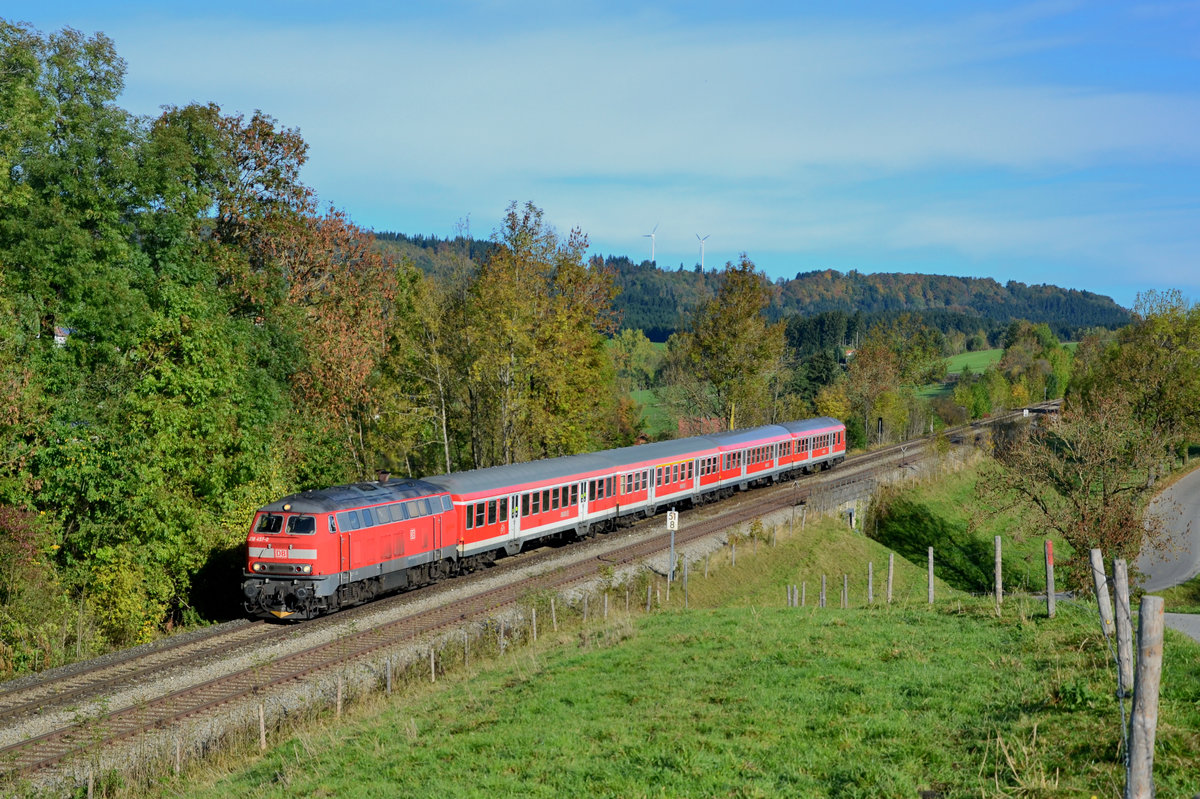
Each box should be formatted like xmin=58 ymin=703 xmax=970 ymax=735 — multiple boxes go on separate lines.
xmin=141 ymin=467 xmax=1200 ymax=799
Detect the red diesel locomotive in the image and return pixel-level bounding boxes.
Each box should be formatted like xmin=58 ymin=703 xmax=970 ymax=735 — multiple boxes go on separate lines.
xmin=242 ymin=417 xmax=846 ymax=619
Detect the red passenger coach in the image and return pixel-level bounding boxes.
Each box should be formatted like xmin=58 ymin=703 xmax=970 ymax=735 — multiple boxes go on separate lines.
xmin=242 ymin=416 xmax=846 ymax=620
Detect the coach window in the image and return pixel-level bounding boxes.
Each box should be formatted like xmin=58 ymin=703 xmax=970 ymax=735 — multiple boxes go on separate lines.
xmin=465 ymin=506 xmax=473 ymax=530
xmin=571 ymin=485 xmax=579 ymax=505
xmin=521 ymin=494 xmax=530 ymax=517
xmin=500 ymin=498 xmax=509 ymax=519
xmin=473 ymin=503 xmax=484 ymax=528
xmin=529 ymin=491 xmax=539 ymax=515
xmin=551 ymin=489 xmax=559 ymax=511
xmin=485 ymin=500 xmax=495 ymax=525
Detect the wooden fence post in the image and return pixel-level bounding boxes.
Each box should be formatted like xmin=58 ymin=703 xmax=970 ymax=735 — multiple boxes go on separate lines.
xmin=887 ymin=553 xmax=894 ymax=604
xmin=842 ymin=575 xmax=848 ymax=609
xmin=731 ymin=539 xmax=737 ymax=567
xmin=583 ymin=594 xmax=589 ymax=621
xmin=551 ymin=597 xmax=558 ymax=632
xmin=1112 ymin=559 xmax=1134 ymax=698
xmin=801 ymin=581 xmax=806 ymax=607
xmin=927 ymin=547 xmax=934 ymax=604
xmin=994 ymin=536 xmax=1003 ymax=610
xmin=683 ymin=560 xmax=689 ymax=608
xmin=868 ymin=562 xmax=874 ymax=605
xmin=1045 ymin=541 xmax=1056 ymax=619
xmin=1126 ymin=596 xmax=1165 ymax=799
xmin=646 ymin=583 xmax=652 ymax=612
xmin=386 ymin=655 xmax=393 ymax=694
xmin=1090 ymin=548 xmax=1114 ymax=638
xmin=336 ymin=675 xmax=343 ymax=717
xmin=532 ymin=607 xmax=538 ymax=642
xmin=430 ymin=648 xmax=436 ymax=683
xmin=605 ymin=592 xmax=610 ymax=618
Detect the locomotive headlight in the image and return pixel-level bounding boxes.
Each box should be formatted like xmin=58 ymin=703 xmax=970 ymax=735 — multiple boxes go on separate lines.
xmin=252 ymin=563 xmax=263 ymax=572
xmin=301 ymin=564 xmax=312 ymax=575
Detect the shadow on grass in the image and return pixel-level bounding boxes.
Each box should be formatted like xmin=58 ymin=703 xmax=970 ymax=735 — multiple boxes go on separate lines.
xmin=869 ymin=497 xmax=994 ymax=594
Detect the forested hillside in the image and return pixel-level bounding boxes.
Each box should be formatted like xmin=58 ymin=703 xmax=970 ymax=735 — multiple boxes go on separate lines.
xmin=383 ymin=235 xmax=1130 ymax=342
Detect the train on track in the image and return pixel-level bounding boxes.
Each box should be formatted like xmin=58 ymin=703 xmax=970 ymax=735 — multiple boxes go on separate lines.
xmin=243 ymin=417 xmax=846 ymax=619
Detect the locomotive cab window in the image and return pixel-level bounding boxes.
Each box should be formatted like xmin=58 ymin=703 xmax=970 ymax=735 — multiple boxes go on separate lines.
xmin=256 ymin=514 xmax=284 ymax=534
xmin=286 ymin=515 xmax=316 ymax=535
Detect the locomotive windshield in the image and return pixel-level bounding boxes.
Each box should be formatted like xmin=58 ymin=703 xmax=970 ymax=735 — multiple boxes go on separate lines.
xmin=256 ymin=513 xmax=283 ymax=533
xmin=255 ymin=513 xmax=316 ymax=535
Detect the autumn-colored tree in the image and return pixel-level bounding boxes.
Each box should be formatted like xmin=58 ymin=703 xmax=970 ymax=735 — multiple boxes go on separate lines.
xmin=977 ymin=392 xmax=1173 ymax=591
xmin=461 ymin=202 xmax=620 ymax=467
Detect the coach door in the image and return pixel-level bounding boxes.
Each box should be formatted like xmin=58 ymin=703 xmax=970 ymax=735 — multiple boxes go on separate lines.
xmin=508 ymin=494 xmax=521 ymax=540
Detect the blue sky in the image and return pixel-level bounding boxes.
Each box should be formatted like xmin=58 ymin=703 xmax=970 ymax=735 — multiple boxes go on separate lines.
xmin=9 ymin=1 xmax=1200 ymax=309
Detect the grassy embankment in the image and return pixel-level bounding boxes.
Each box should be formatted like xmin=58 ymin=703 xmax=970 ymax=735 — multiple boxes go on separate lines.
xmin=151 ymin=464 xmax=1200 ymax=798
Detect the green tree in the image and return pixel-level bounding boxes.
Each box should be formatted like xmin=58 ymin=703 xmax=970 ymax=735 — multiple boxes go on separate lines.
xmin=665 ymin=255 xmax=786 ymax=430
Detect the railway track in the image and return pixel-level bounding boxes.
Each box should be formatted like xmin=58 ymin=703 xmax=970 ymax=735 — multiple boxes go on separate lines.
xmin=0 ymin=402 xmax=1053 ymax=783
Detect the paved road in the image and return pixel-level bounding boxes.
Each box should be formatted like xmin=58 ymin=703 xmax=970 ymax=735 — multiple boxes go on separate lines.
xmin=1138 ymin=467 xmax=1200 ymax=591
xmin=1138 ymin=467 xmax=1200 ymax=644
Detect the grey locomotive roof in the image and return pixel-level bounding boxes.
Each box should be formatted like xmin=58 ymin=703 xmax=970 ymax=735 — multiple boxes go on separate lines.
xmin=260 ymin=478 xmax=445 ymax=513
xmin=777 ymin=417 xmax=843 ymax=434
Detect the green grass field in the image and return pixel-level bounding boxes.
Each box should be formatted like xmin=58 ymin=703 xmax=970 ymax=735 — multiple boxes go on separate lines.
xmin=944 ymin=348 xmax=1005 ymax=376
xmin=630 ymin=388 xmax=672 ymax=438
xmin=147 ymin=466 xmax=1200 ymax=798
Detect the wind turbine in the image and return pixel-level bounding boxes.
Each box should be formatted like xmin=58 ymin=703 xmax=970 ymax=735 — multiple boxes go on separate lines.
xmin=696 ymin=233 xmax=710 ymax=270
xmin=643 ymin=223 xmax=658 ymax=264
